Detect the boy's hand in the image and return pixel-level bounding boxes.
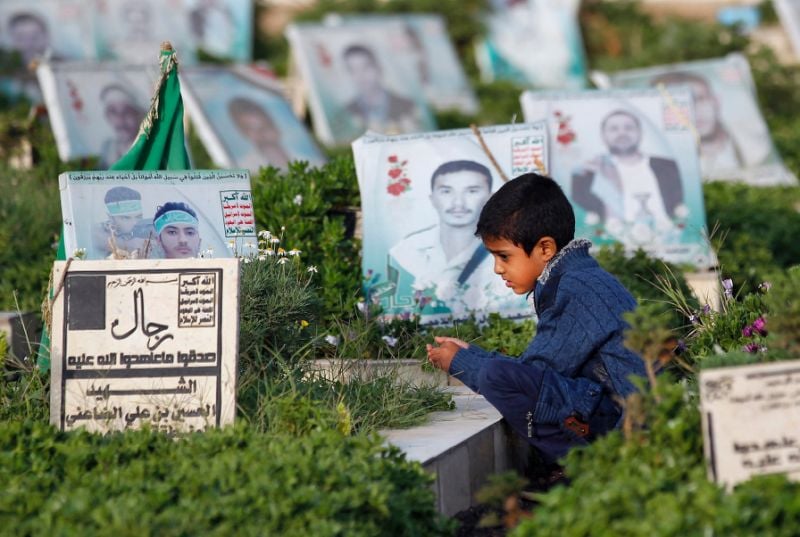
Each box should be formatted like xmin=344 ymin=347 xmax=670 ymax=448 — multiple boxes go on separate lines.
xmin=426 ymin=338 xmax=466 ymax=372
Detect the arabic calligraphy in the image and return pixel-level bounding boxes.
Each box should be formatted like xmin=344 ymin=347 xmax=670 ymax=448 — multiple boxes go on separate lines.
xmin=220 ymin=190 xmax=256 ymax=237
xmin=178 ymin=273 xmax=216 ymax=327
xmin=110 ymin=288 xmax=174 ymax=350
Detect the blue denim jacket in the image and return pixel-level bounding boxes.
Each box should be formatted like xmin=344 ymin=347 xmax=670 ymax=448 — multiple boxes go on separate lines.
xmin=448 ymin=240 xmax=646 ymax=426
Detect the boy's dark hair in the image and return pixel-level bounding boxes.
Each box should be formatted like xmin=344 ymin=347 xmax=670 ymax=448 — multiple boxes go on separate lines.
xmin=153 ymin=201 xmax=197 ymax=221
xmin=430 ymin=160 xmax=492 ymax=191
xmin=343 ymin=44 xmax=379 ymax=67
xmin=476 ymin=173 xmax=574 ymax=254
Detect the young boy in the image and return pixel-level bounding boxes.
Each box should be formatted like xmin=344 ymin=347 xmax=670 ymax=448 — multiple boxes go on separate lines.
xmin=427 ymin=173 xmax=646 ymax=463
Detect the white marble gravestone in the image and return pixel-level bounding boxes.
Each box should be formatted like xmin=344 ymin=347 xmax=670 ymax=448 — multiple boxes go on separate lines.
xmin=49 ymin=258 xmax=239 ymax=435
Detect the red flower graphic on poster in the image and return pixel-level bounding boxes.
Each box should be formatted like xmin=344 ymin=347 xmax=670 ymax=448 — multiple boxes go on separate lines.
xmin=386 ymin=154 xmax=411 ymax=196
xmin=554 ymin=110 xmax=575 ymax=146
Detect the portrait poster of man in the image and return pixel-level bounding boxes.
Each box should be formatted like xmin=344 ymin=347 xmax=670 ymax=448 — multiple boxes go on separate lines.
xmin=37 ymin=62 xmax=156 ymax=166
xmin=91 ymin=0 xmax=252 ymax=65
xmin=59 ymin=169 xmax=257 ymax=261
xmin=521 ymin=87 xmax=714 ymax=269
xmin=286 ymin=21 xmax=436 ymax=146
xmin=475 ymin=0 xmax=587 ymax=90
xmin=181 ymin=65 xmax=326 ymax=173
xmin=601 ymin=54 xmax=796 ymax=186
xmin=336 ymin=14 xmax=478 ymax=114
xmin=0 ymin=1 xmax=94 ymax=101
xmin=775 ymin=0 xmax=800 ymax=61
xmin=352 ymin=122 xmax=549 ymax=325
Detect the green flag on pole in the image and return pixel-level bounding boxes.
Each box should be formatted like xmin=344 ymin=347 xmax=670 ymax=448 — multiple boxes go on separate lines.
xmin=39 ymin=42 xmax=190 ymax=368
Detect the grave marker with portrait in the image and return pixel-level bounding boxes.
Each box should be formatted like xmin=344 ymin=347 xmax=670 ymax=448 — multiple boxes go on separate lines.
xmin=286 ymin=20 xmax=436 ymax=146
xmin=352 ymin=122 xmax=548 ymax=325
xmin=475 ymin=0 xmax=587 ymax=90
xmin=49 ymin=258 xmax=239 ymax=434
xmin=37 ymin=61 xmax=157 ymax=166
xmin=521 ymin=87 xmax=714 ymax=268
xmin=181 ymin=65 xmax=326 ymax=172
xmin=599 ymin=54 xmax=796 ymax=186
xmin=59 ymin=169 xmax=256 ymax=260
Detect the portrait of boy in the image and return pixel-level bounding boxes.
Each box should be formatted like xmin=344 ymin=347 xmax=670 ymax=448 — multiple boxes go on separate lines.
xmin=427 ymin=173 xmax=646 ymax=464
xmin=92 ymin=186 xmax=152 ymax=258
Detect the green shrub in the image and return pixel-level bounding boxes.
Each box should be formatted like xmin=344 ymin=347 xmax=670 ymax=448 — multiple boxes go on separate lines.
xmin=0 ymin=421 xmax=453 ymax=536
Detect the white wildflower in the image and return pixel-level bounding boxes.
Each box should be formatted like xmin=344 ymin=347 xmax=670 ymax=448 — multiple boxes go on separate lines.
xmin=270 ymin=237 xmax=280 ymax=244
xmin=356 ymin=300 xmax=367 ymax=313
xmin=72 ymin=248 xmax=86 ymax=259
xmin=288 ymin=249 xmax=301 ymax=256
xmin=324 ymin=335 xmax=340 ymax=346
xmin=264 ymin=249 xmax=275 ymax=256
xmin=381 ymin=335 xmax=398 ymax=348
xmin=277 ymin=257 xmax=289 ymax=264
xmin=307 ymin=265 xmax=319 ymax=273
xmin=258 ymin=230 xmax=272 ymax=239
xmin=293 ymin=194 xmax=303 ymax=206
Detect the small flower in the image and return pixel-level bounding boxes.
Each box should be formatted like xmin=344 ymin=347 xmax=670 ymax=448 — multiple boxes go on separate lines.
xmin=258 ymin=255 xmax=266 ymax=261
xmin=243 ymin=257 xmax=252 ymax=264
xmin=689 ymin=314 xmax=699 ymax=325
xmin=743 ymin=342 xmax=761 ymax=354
xmin=244 ymin=241 xmax=256 ymax=250
xmin=742 ymin=325 xmax=753 ymax=338
xmin=299 ymin=319 xmax=309 ymax=328
xmin=356 ymin=300 xmax=367 ymax=313
xmin=752 ymin=316 xmax=768 ymax=337
xmin=264 ymin=249 xmax=275 ymax=256
xmin=759 ymin=281 xmax=772 ymax=292
xmin=324 ymin=334 xmax=340 ymax=346
xmin=258 ymin=230 xmax=272 ymax=239
xmin=722 ymin=278 xmax=733 ymax=299
xmin=277 ymin=257 xmax=289 ymax=265
xmin=277 ymin=247 xmax=286 ymax=256
xmin=270 ymin=237 xmax=280 ymax=244
xmin=288 ymin=249 xmax=301 ymax=256
xmin=675 ymin=339 xmax=686 ymax=355
xmin=382 ymin=335 xmax=398 ymax=348
xmin=293 ymin=194 xmax=303 ymax=206
xmin=307 ymin=265 xmax=318 ymax=273
xmin=227 ymin=239 xmax=236 ymax=248
xmin=72 ymin=248 xmax=86 ymax=259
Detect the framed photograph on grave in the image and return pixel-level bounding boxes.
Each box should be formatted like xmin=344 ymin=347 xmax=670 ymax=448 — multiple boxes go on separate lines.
xmin=286 ymin=21 xmax=436 ymax=146
xmin=475 ymin=0 xmax=587 ymax=90
xmin=0 ymin=0 xmax=94 ymax=101
xmin=600 ymin=53 xmax=796 ymax=186
xmin=37 ymin=61 xmax=157 ymax=166
xmin=521 ymin=87 xmax=714 ymax=268
xmin=336 ymin=14 xmax=478 ymax=114
xmin=49 ymin=258 xmax=239 ymax=435
xmin=352 ymin=122 xmax=548 ymax=325
xmin=91 ymin=0 xmax=253 ymax=65
xmin=181 ymin=65 xmax=326 ymax=172
xmin=775 ymin=0 xmax=800 ymax=61
xmin=59 ymin=169 xmax=257 ymax=260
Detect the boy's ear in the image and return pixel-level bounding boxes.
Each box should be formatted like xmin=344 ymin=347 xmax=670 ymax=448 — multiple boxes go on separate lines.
xmin=538 ymin=236 xmax=558 ymax=262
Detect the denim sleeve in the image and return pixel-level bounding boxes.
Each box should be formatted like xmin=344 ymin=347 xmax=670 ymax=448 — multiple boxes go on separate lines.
xmin=448 ymin=344 xmax=512 ymax=392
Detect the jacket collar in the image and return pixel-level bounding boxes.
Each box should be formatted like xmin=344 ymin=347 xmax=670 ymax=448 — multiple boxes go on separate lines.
xmin=537 ymin=239 xmax=594 ymax=286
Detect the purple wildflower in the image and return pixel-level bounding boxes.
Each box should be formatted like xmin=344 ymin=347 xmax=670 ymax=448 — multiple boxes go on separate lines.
xmin=758 ymin=281 xmax=772 ymax=293
xmin=702 ymin=304 xmax=711 ymax=315
xmin=722 ymin=278 xmax=733 ymax=299
xmin=743 ymin=342 xmax=760 ymax=354
xmin=675 ymin=339 xmax=686 ymax=355
xmin=742 ymin=325 xmax=753 ymax=338
xmin=689 ymin=314 xmax=699 ymax=325
xmin=752 ymin=316 xmax=768 ymax=337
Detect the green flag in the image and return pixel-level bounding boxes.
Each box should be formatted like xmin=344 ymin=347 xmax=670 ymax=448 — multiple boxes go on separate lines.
xmin=40 ymin=43 xmax=190 ymax=368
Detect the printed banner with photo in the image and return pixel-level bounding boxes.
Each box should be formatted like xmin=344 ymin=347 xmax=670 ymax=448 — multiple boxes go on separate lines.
xmin=92 ymin=0 xmax=252 ymax=65
xmin=286 ymin=21 xmax=436 ymax=146
xmin=476 ymin=0 xmax=587 ymax=90
xmin=59 ymin=169 xmax=257 ymax=261
xmin=600 ymin=53 xmax=796 ymax=186
xmin=336 ymin=14 xmax=478 ymax=114
xmin=0 ymin=0 xmax=95 ymax=101
xmin=352 ymin=123 xmax=549 ymax=325
xmin=775 ymin=0 xmax=800 ymax=60
xmin=181 ymin=65 xmax=326 ymax=173
xmin=521 ymin=88 xmax=715 ymax=269
xmin=37 ymin=61 xmax=158 ymax=166
xmin=50 ymin=258 xmax=239 ymax=434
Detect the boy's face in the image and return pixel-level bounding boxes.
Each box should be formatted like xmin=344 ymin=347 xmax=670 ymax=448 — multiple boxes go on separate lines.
xmin=159 ymin=224 xmax=201 ymax=258
xmin=483 ymin=236 xmax=556 ymax=294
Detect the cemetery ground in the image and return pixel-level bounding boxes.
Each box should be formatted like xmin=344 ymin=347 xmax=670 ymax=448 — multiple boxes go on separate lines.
xmin=4 ymin=1 xmax=800 ymax=535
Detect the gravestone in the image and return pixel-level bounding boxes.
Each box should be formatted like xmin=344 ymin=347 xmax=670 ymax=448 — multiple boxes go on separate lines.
xmin=49 ymin=258 xmax=239 ymax=434
xmin=700 ymin=359 xmax=800 ymax=489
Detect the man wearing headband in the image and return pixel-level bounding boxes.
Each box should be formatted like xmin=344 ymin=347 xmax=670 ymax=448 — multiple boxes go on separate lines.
xmin=92 ymin=186 xmax=151 ymax=258
xmin=154 ymin=202 xmax=202 ymax=259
